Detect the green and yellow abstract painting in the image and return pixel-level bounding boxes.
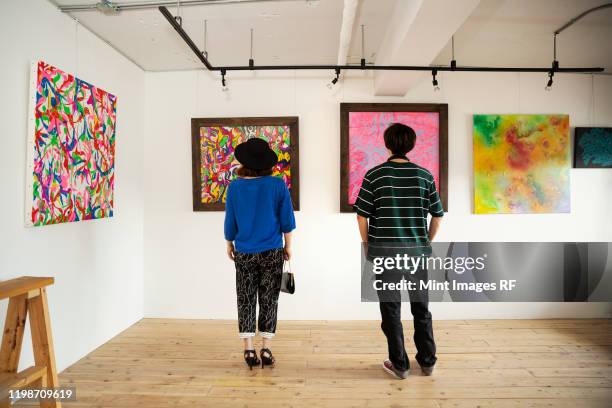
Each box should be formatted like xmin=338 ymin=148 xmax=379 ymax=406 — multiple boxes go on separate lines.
xmin=473 ymin=114 xmax=570 ymax=214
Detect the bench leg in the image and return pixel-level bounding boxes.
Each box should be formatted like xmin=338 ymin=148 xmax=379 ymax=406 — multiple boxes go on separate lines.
xmin=0 ymin=294 xmax=28 ymax=407
xmin=0 ymin=294 xmax=28 ymax=374
xmin=28 ymin=288 xmax=61 ymax=408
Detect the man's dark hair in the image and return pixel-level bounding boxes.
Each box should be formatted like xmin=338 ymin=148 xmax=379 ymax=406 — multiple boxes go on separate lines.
xmin=383 ymin=123 xmax=416 ymax=156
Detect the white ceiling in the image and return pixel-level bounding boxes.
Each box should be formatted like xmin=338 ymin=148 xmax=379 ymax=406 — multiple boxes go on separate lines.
xmin=52 ymin=0 xmax=395 ymax=71
xmin=52 ymin=0 xmax=612 ymax=72
xmin=433 ymin=0 xmax=612 ymax=71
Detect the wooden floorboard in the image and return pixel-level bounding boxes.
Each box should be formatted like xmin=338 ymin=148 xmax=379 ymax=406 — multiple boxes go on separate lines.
xmin=13 ymin=319 xmax=612 ymax=407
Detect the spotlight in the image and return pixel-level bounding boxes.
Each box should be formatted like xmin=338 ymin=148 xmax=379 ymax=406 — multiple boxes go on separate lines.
xmin=432 ymin=69 xmax=440 ymax=91
xmin=545 ymin=71 xmax=554 ymax=91
xmin=221 ymin=69 xmax=228 ymax=92
xmin=327 ymin=68 xmax=340 ymax=89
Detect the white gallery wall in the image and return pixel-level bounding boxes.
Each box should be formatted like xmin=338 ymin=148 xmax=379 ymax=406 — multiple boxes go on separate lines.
xmin=0 ymin=0 xmax=145 ymax=371
xmin=144 ymin=69 xmax=612 ymax=320
xmin=1 ymin=0 xmax=611 ymax=376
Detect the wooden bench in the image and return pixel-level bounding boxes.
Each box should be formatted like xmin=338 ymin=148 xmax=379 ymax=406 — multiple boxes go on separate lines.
xmin=0 ymin=277 xmax=60 ymax=408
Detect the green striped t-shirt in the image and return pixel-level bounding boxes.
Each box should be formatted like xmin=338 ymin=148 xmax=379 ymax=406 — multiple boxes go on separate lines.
xmin=354 ymin=160 xmax=444 ymax=244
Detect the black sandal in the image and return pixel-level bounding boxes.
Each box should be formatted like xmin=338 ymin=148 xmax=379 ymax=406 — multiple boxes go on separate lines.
xmin=260 ymin=348 xmax=275 ymax=368
xmin=244 ymin=350 xmax=260 ymax=370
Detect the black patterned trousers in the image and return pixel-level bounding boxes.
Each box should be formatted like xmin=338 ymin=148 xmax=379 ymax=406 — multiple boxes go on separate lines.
xmin=234 ymin=248 xmax=284 ymax=338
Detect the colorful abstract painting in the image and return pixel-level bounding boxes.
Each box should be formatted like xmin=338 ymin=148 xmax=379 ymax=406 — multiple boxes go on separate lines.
xmin=191 ymin=117 xmax=299 ymax=211
xmin=25 ymin=61 xmax=117 ymax=227
xmin=340 ymin=103 xmax=448 ymax=212
xmin=200 ymin=126 xmax=291 ymax=201
xmin=473 ymin=114 xmax=570 ymax=214
xmin=574 ymin=127 xmax=612 ymax=168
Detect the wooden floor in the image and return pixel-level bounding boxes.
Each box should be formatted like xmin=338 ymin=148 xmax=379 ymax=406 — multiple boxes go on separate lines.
xmin=17 ymin=318 xmax=612 ymax=407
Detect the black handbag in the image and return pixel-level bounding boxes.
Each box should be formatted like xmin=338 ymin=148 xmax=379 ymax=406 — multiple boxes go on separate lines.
xmin=280 ymin=261 xmax=295 ymax=294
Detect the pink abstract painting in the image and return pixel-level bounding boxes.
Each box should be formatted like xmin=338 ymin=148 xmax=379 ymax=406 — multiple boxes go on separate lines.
xmin=348 ymin=111 xmax=440 ymax=205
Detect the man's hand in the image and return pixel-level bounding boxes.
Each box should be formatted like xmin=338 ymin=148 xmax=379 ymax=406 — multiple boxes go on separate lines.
xmin=357 ymin=215 xmax=369 ymax=243
xmin=428 ymin=216 xmax=443 ymax=242
xmin=226 ymin=241 xmax=235 ymax=261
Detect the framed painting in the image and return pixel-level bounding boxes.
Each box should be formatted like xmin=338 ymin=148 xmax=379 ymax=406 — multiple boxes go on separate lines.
xmin=25 ymin=61 xmax=117 ymax=227
xmin=191 ymin=117 xmax=300 ymax=211
xmin=573 ymin=127 xmax=612 ymax=168
xmin=340 ymin=103 xmax=448 ymax=213
xmin=473 ymin=114 xmax=570 ymax=214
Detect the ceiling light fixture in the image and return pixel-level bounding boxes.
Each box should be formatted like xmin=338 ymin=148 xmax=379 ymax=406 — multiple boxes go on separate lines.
xmin=221 ymin=69 xmax=228 ymax=91
xmin=545 ymin=71 xmax=554 ymax=91
xmin=545 ymin=33 xmax=559 ymax=91
xmin=327 ymin=68 xmax=340 ymax=89
xmin=432 ymin=69 xmax=439 ymax=91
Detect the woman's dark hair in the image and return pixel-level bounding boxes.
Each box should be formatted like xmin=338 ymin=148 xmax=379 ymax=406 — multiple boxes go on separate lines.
xmin=236 ymin=165 xmax=273 ymax=177
xmin=383 ymin=123 xmax=416 ymax=156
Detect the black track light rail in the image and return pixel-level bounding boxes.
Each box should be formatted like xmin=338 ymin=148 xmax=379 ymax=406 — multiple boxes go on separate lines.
xmin=159 ymin=6 xmax=604 ymax=74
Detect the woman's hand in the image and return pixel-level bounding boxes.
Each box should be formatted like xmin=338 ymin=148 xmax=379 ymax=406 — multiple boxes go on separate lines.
xmin=226 ymin=241 xmax=235 ymax=261
xmin=283 ymin=232 xmax=293 ymax=261
xmin=283 ymin=246 xmax=292 ymax=261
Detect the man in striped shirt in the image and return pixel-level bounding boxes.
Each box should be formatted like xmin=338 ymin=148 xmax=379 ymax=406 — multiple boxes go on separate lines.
xmin=355 ymin=123 xmax=443 ymax=380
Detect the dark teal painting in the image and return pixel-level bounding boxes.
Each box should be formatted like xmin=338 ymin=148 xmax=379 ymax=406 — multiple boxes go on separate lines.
xmin=573 ymin=127 xmax=612 ymax=168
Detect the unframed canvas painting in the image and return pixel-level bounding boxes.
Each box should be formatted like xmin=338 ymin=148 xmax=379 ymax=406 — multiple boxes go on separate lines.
xmin=191 ymin=117 xmax=299 ymax=211
xmin=573 ymin=127 xmax=612 ymax=168
xmin=26 ymin=61 xmax=117 ymax=227
xmin=340 ymin=103 xmax=448 ymax=212
xmin=473 ymin=114 xmax=570 ymax=214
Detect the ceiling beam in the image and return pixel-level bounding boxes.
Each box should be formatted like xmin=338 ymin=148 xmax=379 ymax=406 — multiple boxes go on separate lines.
xmin=373 ymin=0 xmax=481 ymax=96
xmin=336 ymin=0 xmax=360 ymax=66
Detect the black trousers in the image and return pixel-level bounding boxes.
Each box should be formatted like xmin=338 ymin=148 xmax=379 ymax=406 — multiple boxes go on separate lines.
xmin=234 ymin=248 xmax=284 ymax=338
xmin=377 ymin=269 xmax=437 ymax=371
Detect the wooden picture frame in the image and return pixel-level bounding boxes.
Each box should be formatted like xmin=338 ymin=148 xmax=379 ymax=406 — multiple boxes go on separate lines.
xmin=573 ymin=127 xmax=612 ymax=168
xmin=340 ymin=103 xmax=448 ymax=213
xmin=191 ymin=117 xmax=300 ymax=211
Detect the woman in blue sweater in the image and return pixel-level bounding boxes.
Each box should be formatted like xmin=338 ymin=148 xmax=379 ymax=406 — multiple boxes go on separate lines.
xmin=224 ymin=137 xmax=296 ymax=370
